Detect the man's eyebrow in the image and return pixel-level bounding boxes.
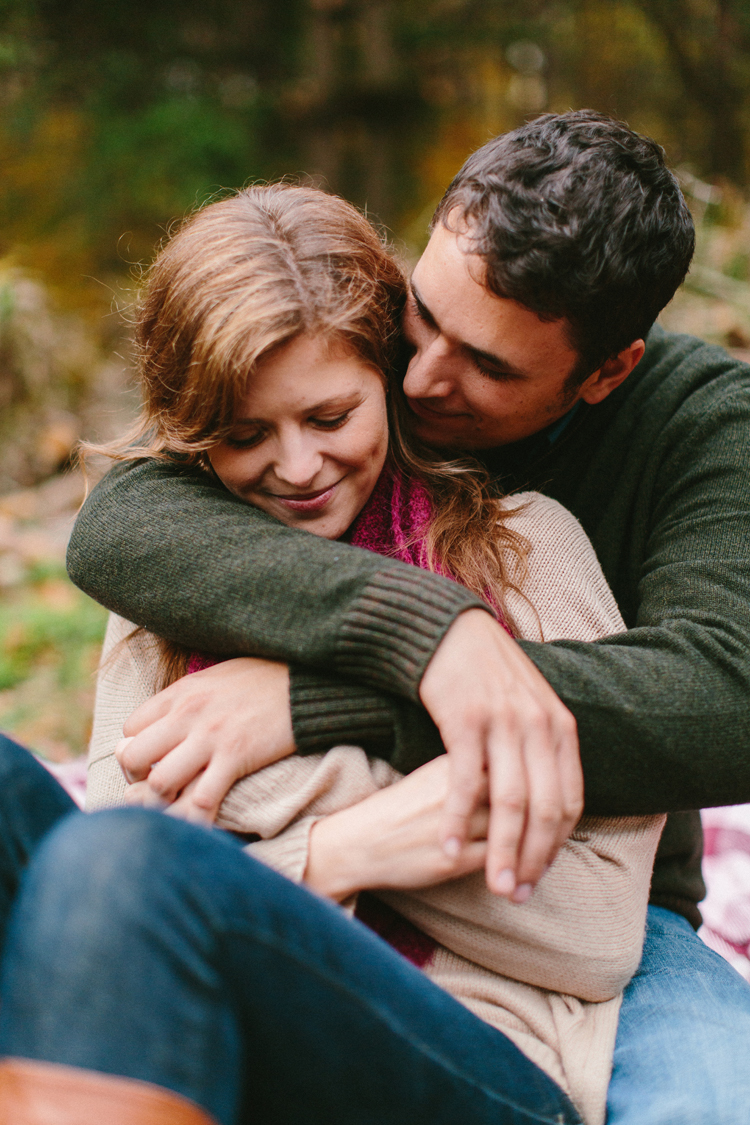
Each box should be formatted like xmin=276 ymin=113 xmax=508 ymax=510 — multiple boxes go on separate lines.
xmin=409 ymin=282 xmax=438 ymax=329
xmin=410 ymin=280 xmax=526 ymax=380
xmin=465 ymin=345 xmax=527 ymax=380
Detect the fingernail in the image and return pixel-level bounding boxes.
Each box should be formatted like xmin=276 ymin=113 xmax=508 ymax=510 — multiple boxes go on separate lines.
xmin=512 ymin=883 xmax=533 ymax=904
xmin=443 ymin=837 xmax=461 ymax=858
xmin=494 ymin=869 xmax=515 ymax=895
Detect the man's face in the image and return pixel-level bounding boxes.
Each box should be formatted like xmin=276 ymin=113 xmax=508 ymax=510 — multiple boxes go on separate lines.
xmin=403 ymin=221 xmax=584 ymax=449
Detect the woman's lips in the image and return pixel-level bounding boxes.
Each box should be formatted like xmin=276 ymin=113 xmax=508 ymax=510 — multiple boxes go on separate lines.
xmin=271 ymin=483 xmax=339 ymax=513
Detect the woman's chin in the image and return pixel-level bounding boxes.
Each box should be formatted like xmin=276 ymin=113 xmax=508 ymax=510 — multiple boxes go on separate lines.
xmin=271 ymin=505 xmax=355 ymax=541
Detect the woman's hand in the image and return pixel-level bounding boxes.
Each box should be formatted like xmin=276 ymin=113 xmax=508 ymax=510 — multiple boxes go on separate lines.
xmin=116 ymin=657 xmax=295 ymax=823
xmin=305 ymin=755 xmax=488 ymax=902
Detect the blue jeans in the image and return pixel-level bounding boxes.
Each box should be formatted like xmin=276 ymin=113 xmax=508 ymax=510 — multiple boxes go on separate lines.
xmin=607 ymin=905 xmax=750 ymax=1125
xmin=2 ymin=735 xmax=750 ymax=1124
xmin=0 ymin=734 xmax=580 ymax=1125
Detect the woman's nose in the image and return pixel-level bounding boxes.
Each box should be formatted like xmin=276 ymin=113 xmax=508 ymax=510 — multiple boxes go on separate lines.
xmin=273 ymin=434 xmax=324 ymax=488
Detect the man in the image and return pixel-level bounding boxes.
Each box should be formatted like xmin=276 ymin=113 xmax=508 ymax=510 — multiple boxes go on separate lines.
xmin=68 ymin=111 xmax=750 ymax=1122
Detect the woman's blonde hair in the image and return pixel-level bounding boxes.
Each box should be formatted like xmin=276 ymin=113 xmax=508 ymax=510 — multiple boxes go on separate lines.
xmin=96 ymin=183 xmax=531 ymax=683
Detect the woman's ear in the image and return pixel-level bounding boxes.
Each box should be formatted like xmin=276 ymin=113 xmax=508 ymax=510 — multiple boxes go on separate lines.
xmin=578 ymin=339 xmax=646 ymax=406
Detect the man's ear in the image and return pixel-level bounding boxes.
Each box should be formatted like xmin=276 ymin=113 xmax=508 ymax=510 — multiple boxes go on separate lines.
xmin=578 ymin=339 xmax=646 ymax=406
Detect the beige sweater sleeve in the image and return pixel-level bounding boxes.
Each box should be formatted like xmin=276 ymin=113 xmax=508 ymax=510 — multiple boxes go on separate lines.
xmin=86 ymin=615 xmax=161 ymax=811
xmin=220 ymin=747 xmax=662 ymax=1002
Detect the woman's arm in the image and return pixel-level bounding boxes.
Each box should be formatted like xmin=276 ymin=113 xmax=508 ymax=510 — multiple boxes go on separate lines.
xmin=216 ymin=750 xmax=662 ymax=1003
xmin=217 ymin=500 xmax=659 ymax=1001
xmin=86 ymin=614 xmax=159 ymax=810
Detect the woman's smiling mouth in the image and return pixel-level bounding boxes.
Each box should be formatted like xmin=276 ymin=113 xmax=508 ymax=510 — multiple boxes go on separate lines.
xmin=268 ymin=482 xmax=341 ymax=513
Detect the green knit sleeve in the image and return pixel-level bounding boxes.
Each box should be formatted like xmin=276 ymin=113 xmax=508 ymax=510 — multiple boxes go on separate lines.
xmin=521 ymin=341 xmax=750 ymax=818
xmin=67 ymin=458 xmax=487 ymax=707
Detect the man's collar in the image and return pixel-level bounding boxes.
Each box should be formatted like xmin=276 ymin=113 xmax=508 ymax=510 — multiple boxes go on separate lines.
xmin=544 ymin=401 xmax=582 ymax=445
xmin=476 ymin=399 xmax=590 ymax=490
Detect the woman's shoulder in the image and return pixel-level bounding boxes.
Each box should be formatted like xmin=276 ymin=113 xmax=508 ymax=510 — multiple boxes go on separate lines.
xmin=497 ymin=491 xmax=626 ymax=644
xmin=498 ymin=490 xmax=585 ymax=535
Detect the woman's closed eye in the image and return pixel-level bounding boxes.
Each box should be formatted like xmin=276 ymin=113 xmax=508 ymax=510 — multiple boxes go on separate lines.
xmin=225 ymin=428 xmax=266 ymax=450
xmin=310 ymin=410 xmax=352 ymax=431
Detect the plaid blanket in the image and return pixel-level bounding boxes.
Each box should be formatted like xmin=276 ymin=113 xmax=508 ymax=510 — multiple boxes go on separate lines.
xmin=699 ymin=806 xmax=750 ymax=982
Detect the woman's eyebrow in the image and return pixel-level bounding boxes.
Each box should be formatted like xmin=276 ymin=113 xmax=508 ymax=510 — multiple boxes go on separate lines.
xmin=232 ymin=395 xmax=359 ymax=425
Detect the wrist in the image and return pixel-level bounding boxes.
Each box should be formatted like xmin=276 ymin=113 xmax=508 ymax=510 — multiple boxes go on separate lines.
xmin=305 ymin=813 xmax=365 ymax=903
xmin=419 ymin=607 xmax=509 ymax=708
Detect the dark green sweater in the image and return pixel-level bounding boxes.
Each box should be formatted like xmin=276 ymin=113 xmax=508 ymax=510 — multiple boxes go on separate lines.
xmin=67 ymin=327 xmax=750 ymax=927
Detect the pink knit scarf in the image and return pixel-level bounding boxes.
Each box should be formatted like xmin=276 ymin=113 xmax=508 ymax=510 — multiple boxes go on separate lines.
xmin=349 ymin=461 xmax=508 ymax=627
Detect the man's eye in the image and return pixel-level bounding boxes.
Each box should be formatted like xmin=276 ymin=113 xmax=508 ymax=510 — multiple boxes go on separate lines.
xmin=410 ymin=296 xmax=435 ymax=328
xmin=311 ymin=411 xmax=351 ymax=430
xmin=475 ymin=359 xmax=516 ymax=382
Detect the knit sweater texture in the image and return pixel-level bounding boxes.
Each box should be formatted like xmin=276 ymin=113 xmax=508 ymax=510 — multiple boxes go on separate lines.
xmin=87 ymin=493 xmax=664 ymax=1125
xmin=68 ymin=327 xmax=750 ymax=927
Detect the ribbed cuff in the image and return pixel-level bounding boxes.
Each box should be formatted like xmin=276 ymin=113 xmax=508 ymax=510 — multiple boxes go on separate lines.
xmin=290 ymin=670 xmax=397 ymax=757
xmin=335 ymin=568 xmax=487 ymax=702
xmin=244 ymin=817 xmax=320 ymax=884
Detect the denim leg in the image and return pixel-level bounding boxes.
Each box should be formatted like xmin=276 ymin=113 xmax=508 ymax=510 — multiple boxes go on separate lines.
xmin=0 ymin=733 xmax=78 ymax=952
xmin=607 ymin=904 xmax=750 ymax=1125
xmin=0 ymin=809 xmax=580 ymax=1125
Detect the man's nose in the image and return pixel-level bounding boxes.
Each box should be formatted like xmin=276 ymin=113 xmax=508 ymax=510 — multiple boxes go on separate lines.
xmin=403 ymin=336 xmax=455 ymax=400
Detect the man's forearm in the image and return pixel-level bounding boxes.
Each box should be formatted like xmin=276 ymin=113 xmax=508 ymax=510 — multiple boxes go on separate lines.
xmin=67 ymin=458 xmax=485 ymax=704
xmin=520 ymin=620 xmax=750 ymax=815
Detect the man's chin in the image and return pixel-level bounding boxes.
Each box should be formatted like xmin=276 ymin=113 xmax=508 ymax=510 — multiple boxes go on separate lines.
xmin=410 ymin=413 xmax=494 ymax=452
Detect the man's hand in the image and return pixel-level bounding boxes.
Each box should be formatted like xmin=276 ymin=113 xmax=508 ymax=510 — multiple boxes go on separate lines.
xmin=419 ymin=608 xmax=582 ymax=900
xmin=117 ymin=657 xmax=295 ymax=823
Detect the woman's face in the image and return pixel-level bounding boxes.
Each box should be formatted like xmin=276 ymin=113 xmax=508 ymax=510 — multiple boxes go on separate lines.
xmin=209 ymin=333 xmax=389 ymax=540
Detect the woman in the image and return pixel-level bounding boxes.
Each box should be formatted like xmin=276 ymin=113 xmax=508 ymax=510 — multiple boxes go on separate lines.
xmin=0 ymin=184 xmax=661 ymax=1125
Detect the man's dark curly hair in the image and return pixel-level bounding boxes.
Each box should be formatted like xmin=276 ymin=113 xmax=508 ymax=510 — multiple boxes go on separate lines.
xmin=433 ymin=110 xmax=695 ymax=379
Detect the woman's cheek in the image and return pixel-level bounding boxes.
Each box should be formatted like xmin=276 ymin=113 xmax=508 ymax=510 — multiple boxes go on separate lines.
xmin=355 ymin=399 xmax=389 ymax=468
xmin=209 ymin=446 xmax=265 ymax=498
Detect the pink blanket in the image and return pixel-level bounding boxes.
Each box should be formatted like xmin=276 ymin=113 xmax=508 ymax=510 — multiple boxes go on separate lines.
xmin=699 ymin=806 xmax=750 ymax=982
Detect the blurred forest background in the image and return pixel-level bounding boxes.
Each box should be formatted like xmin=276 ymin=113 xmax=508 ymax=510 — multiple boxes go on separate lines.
xmin=2 ymin=0 xmax=750 ymax=761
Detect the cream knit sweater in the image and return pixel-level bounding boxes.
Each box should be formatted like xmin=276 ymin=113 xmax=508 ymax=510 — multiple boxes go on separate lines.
xmin=87 ymin=493 xmax=664 ymax=1125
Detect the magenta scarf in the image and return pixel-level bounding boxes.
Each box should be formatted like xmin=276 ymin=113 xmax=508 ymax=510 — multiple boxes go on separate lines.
xmin=350 ymin=461 xmax=507 ymax=626
xmin=349 ymin=460 xmax=435 ymax=569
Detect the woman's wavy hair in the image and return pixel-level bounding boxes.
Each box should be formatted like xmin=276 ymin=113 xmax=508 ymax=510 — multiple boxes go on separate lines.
xmin=94 ymin=183 xmax=530 ymax=683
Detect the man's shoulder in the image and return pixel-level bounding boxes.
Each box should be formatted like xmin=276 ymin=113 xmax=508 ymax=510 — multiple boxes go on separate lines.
xmin=635 ymin=324 xmax=750 ymax=407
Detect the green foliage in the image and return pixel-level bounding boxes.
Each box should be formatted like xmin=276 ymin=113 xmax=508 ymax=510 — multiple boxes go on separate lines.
xmin=1 ymin=1 xmax=750 ymax=309
xmin=0 ymin=563 xmax=107 ymax=758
